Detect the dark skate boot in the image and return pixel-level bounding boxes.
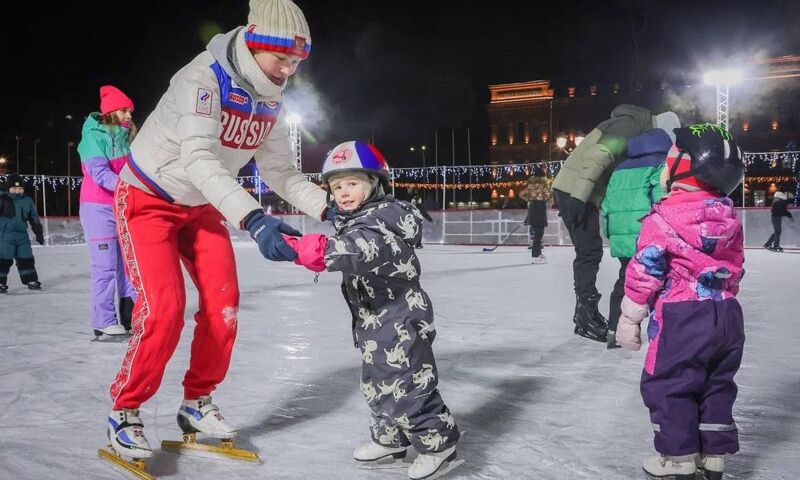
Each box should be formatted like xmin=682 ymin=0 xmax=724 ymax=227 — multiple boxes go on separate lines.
xmin=26 ymin=281 xmax=41 ymax=290
xmin=0 ymin=284 xmax=7 ymax=294
xmin=119 ymin=297 xmax=134 ymax=332
xmin=573 ymin=293 xmax=608 ymax=343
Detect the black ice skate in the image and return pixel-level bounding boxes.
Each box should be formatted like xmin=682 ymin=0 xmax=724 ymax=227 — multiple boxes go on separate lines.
xmin=0 ymin=284 xmax=7 ymax=294
xmin=573 ymin=293 xmax=608 ymax=343
xmin=26 ymin=281 xmax=41 ymax=290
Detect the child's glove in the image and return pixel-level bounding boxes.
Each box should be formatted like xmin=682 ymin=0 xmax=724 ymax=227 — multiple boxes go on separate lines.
xmin=32 ymin=223 xmax=44 ymax=246
xmin=616 ymin=296 xmax=649 ymax=351
xmin=283 ymin=233 xmax=328 ymax=272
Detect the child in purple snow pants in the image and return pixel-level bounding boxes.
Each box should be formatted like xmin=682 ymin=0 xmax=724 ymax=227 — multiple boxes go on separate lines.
xmin=616 ymin=124 xmax=746 ymax=480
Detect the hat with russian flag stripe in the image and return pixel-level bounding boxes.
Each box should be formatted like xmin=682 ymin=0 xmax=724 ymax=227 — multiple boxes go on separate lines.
xmin=246 ymin=0 xmax=311 ymax=60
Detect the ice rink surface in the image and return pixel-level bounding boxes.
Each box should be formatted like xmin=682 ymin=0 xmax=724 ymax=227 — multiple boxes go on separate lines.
xmin=0 ymin=243 xmax=798 ymax=479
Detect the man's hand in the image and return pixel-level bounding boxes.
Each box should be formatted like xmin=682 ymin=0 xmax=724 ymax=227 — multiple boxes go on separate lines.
xmin=244 ymin=210 xmax=302 ymax=262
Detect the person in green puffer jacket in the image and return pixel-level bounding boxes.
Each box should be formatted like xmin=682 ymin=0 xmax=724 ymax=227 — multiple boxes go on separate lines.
xmin=601 ymin=128 xmax=672 ymax=348
xmin=0 ymin=174 xmax=44 ymax=293
xmin=551 ymin=104 xmax=680 ymax=344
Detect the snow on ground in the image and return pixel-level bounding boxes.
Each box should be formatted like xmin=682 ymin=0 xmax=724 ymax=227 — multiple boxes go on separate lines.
xmin=0 ymin=243 xmax=798 ymax=479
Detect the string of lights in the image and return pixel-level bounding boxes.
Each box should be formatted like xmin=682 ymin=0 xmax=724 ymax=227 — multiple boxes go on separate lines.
xmin=2 ymin=153 xmax=797 ymax=204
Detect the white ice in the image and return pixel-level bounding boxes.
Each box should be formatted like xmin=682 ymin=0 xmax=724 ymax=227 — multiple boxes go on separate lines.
xmin=0 ymin=244 xmax=798 ymax=479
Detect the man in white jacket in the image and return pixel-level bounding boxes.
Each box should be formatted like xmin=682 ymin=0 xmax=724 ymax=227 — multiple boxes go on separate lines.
xmin=105 ymin=0 xmax=327 ymax=459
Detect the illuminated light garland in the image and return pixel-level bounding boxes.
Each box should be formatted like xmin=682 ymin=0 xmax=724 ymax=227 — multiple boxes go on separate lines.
xmin=2 ymin=153 xmax=797 ymax=205
xmin=744 ymin=176 xmax=795 ymax=183
xmin=392 ymin=180 xmax=529 ymax=190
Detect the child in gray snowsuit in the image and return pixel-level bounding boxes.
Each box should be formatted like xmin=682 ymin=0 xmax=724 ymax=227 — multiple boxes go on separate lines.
xmin=285 ymin=141 xmax=459 ymax=480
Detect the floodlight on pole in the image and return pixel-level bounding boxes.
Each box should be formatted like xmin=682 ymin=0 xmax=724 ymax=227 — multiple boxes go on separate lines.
xmin=555 ymin=134 xmax=568 ymax=149
xmin=703 ymin=68 xmax=744 ymax=131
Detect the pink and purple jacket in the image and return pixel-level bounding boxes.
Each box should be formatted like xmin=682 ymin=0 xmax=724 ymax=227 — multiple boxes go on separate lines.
xmin=77 ymin=113 xmax=130 ymax=205
xmin=625 ymin=190 xmax=744 ymax=373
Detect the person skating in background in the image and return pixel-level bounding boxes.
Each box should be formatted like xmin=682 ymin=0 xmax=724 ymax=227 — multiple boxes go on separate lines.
xmin=520 ymin=171 xmax=552 ymax=263
xmin=103 ymin=0 xmax=328 ymax=461
xmin=552 ymin=104 xmax=680 ymax=343
xmin=286 ymin=141 xmax=460 ymax=480
xmin=617 ymin=124 xmax=745 ymax=480
xmin=600 ymin=128 xmax=671 ymax=349
xmin=77 ymin=86 xmax=137 ymax=337
xmin=0 ymin=174 xmax=44 ymax=294
xmin=763 ymin=190 xmax=794 ymax=252
xmin=410 ymin=193 xmax=433 ymax=249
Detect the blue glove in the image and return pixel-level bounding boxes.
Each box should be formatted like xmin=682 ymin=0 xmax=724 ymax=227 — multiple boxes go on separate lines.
xmin=244 ymin=210 xmax=302 ymax=262
xmin=322 ymin=204 xmax=337 ymax=225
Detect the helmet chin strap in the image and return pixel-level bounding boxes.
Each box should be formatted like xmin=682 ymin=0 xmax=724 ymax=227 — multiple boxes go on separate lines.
xmin=667 ymin=150 xmax=694 ymax=190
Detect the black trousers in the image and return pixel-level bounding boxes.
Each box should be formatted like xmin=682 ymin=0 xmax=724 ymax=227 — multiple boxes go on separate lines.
xmin=608 ymin=257 xmax=631 ymax=332
xmin=554 ymin=190 xmax=603 ymax=297
xmin=529 ymin=225 xmax=545 ymax=257
xmin=765 ymin=216 xmax=783 ymax=248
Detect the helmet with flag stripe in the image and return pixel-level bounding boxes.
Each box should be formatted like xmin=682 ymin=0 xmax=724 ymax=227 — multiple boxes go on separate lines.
xmin=321 ymin=141 xmax=391 ymax=188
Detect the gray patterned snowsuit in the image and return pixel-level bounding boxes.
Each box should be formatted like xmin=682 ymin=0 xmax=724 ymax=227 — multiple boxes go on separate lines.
xmin=324 ymin=195 xmax=460 ymax=454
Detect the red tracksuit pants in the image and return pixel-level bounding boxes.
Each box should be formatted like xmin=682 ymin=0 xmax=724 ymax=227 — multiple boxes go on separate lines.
xmin=110 ymin=182 xmax=239 ymax=409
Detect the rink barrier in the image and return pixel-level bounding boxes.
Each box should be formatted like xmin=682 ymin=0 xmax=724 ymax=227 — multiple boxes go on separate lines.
xmin=34 ymin=208 xmax=799 ymax=249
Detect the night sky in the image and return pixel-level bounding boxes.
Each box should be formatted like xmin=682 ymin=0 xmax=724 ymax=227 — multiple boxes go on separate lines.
xmin=2 ymin=0 xmax=799 ymax=172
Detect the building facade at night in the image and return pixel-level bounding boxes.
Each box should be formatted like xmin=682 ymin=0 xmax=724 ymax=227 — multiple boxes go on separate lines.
xmin=486 ymin=56 xmax=800 ymax=206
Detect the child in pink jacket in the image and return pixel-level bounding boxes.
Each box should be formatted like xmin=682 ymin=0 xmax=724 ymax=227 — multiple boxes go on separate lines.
xmin=617 ymin=124 xmax=745 ymax=480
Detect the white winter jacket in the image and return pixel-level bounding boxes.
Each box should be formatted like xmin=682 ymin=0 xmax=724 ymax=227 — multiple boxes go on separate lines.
xmin=120 ymin=27 xmax=326 ymax=227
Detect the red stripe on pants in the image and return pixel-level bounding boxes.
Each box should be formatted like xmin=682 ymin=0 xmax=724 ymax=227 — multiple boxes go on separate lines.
xmin=111 ymin=183 xmax=240 ymax=409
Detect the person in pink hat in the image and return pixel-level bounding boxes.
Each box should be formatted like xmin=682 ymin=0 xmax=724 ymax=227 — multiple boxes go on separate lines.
xmin=76 ymin=85 xmax=137 ymax=338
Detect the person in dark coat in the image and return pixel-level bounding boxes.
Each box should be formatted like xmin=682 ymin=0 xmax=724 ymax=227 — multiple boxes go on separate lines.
xmin=763 ymin=191 xmax=794 ymax=251
xmin=410 ymin=194 xmax=433 ymax=249
xmin=520 ymin=172 xmax=552 ymax=263
xmin=0 ymin=174 xmax=44 ymax=293
xmin=286 ymin=141 xmax=459 ymax=480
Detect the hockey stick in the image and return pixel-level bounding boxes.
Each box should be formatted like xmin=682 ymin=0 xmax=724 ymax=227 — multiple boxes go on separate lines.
xmin=482 ymin=223 xmax=524 ymax=252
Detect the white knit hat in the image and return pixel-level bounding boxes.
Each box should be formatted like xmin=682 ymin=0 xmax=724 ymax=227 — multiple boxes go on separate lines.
xmin=245 ymin=0 xmax=311 ymax=59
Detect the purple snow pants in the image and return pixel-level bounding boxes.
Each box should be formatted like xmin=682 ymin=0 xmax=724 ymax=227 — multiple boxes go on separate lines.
xmin=80 ymin=202 xmax=135 ymax=329
xmin=641 ymin=298 xmax=744 ymax=456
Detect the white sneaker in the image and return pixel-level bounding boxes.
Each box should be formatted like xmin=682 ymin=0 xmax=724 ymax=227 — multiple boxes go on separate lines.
xmin=642 ymin=453 xmax=697 ymax=479
xmin=107 ymin=409 xmax=152 ymax=459
xmin=697 ymin=454 xmax=724 ymax=480
xmin=408 ymin=445 xmax=456 ymax=479
xmin=97 ymin=324 xmax=127 ymax=336
xmin=177 ymin=396 xmax=237 ymax=439
xmin=353 ymin=441 xmax=407 ymax=462
xmin=531 ymin=255 xmax=547 ymax=264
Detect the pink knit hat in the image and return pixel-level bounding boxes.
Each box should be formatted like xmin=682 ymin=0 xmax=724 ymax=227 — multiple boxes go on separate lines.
xmin=99 ymin=85 xmax=134 ymax=114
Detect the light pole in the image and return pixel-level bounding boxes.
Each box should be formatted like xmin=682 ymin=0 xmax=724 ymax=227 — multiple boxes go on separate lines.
xmin=15 ymin=135 xmax=21 ymax=174
xmin=703 ymin=69 xmax=744 ymax=131
xmin=286 ymin=113 xmax=302 ymax=214
xmin=67 ymin=141 xmax=75 ymax=216
xmin=33 ymin=138 xmax=40 ymax=208
xmin=409 ymin=145 xmax=427 ymax=168
xmin=287 ymin=113 xmax=302 ymax=173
